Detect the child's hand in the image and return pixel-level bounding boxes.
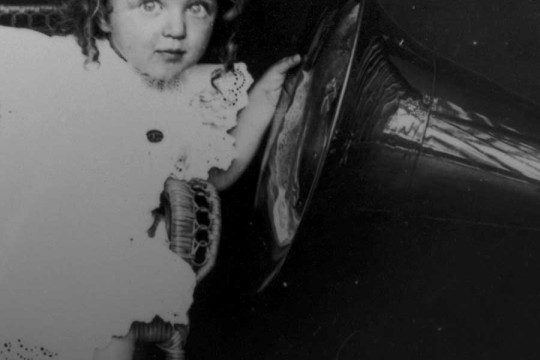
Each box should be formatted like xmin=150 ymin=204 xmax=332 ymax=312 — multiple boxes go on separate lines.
xmin=209 ymin=54 xmax=301 ymax=191
xmin=248 ymin=54 xmax=302 ymax=128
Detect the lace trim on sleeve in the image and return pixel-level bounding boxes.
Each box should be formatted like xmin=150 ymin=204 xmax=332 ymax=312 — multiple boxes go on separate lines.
xmin=189 ymin=62 xmax=253 ymax=131
xmin=174 ymin=63 xmax=254 ymax=180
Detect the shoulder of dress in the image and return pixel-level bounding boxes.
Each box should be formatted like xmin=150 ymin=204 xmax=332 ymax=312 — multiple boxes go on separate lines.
xmin=213 ymin=62 xmax=254 ymax=101
xmin=185 ymin=62 xmax=253 ymax=131
xmin=0 ymin=25 xmax=48 ymax=43
xmin=187 ymin=62 xmax=254 ymax=106
xmin=184 ymin=62 xmax=253 ymax=89
xmin=0 ymin=27 xmax=81 ymax=66
xmin=0 ymin=26 xmax=76 ymax=51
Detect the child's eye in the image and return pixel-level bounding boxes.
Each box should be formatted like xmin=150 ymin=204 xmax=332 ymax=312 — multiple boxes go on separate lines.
xmin=140 ymin=0 xmax=161 ymax=13
xmin=187 ymin=2 xmax=211 ymax=18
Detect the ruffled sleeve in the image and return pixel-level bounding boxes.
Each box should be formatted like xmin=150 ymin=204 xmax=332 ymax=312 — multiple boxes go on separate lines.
xmin=173 ymin=63 xmax=254 ymax=180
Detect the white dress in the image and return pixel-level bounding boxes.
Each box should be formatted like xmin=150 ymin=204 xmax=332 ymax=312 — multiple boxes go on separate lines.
xmin=0 ymin=26 xmax=252 ymax=360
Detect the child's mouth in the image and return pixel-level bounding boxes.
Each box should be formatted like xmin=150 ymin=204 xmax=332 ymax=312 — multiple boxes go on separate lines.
xmin=157 ymin=49 xmax=186 ymax=61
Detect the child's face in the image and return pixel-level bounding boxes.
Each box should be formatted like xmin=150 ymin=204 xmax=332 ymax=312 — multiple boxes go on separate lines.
xmin=102 ymin=0 xmax=217 ymax=83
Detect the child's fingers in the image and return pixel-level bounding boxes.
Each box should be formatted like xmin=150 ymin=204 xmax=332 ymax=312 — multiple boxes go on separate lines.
xmin=253 ymin=54 xmax=302 ymax=98
xmin=270 ymin=54 xmax=302 ymax=76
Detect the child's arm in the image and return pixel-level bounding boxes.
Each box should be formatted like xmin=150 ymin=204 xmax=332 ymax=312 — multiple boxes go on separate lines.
xmin=209 ymin=54 xmax=302 ymax=191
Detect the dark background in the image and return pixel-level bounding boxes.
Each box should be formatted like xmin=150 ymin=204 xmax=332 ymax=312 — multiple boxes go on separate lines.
xmin=239 ymin=0 xmax=540 ymax=105
xmin=194 ymin=1 xmax=540 ymax=359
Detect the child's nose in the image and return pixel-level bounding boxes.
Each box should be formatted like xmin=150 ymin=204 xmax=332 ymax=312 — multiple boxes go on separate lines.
xmin=162 ymin=10 xmax=186 ymax=39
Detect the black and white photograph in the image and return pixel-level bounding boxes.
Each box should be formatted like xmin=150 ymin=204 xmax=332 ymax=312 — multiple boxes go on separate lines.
xmin=1 ymin=0 xmax=540 ymax=359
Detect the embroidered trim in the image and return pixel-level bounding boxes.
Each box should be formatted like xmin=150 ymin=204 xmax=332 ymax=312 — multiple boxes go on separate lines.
xmin=174 ymin=63 xmax=254 ymax=180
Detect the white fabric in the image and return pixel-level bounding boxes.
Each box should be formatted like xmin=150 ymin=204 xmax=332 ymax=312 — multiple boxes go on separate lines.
xmin=0 ymin=26 xmax=252 ymax=360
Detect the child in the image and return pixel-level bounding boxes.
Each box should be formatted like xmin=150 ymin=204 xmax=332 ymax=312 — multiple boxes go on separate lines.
xmin=0 ymin=0 xmax=301 ymax=359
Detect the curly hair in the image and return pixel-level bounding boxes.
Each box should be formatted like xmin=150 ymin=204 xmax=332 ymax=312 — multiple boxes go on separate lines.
xmin=57 ymin=0 xmax=243 ymax=70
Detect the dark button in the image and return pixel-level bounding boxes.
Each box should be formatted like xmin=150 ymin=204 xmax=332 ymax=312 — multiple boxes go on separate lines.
xmin=146 ymin=129 xmax=164 ymax=143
